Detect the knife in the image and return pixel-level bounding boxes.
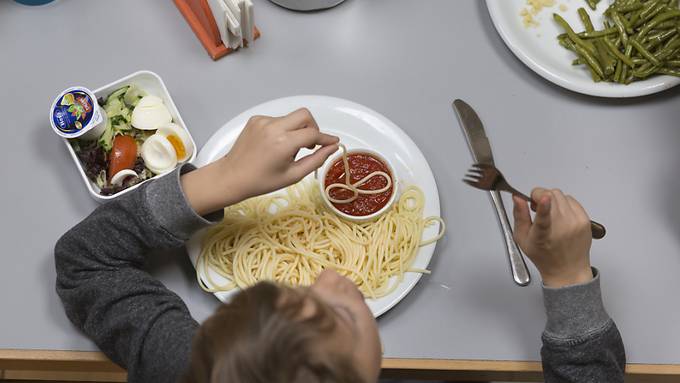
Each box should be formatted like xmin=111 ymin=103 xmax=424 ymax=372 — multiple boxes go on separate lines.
xmin=452 ymin=99 xmax=531 ymax=286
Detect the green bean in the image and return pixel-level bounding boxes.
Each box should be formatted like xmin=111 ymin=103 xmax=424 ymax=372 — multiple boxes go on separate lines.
xmin=559 ymin=36 xmax=578 ymax=51
xmin=638 ymin=10 xmax=680 ymax=39
xmin=602 ymin=53 xmax=617 ymax=75
xmin=658 ymin=67 xmax=680 ymax=76
xmin=619 ymin=10 xmax=635 ymax=34
xmin=651 ymin=37 xmax=680 ymax=61
xmin=579 ymin=8 xmax=617 ymax=74
xmin=646 ymin=29 xmax=677 ymax=50
xmin=631 ymin=38 xmax=662 ymax=65
xmin=558 ymin=28 xmax=619 ymax=40
xmin=646 ymin=28 xmax=676 ymax=43
xmin=586 ymin=0 xmax=601 ymax=11
xmin=663 ymin=34 xmax=680 ymax=50
xmin=616 ymin=2 xmax=644 ymax=13
xmin=614 ymin=59 xmax=625 ymax=82
xmin=554 ymin=13 xmax=597 ymax=55
xmin=617 ymin=3 xmax=644 ymax=13
xmin=575 ymin=43 xmax=606 ymax=78
xmin=621 ymin=0 xmax=639 ymax=7
xmin=629 ymin=10 xmax=643 ymax=27
xmin=612 ymin=11 xmax=630 ymax=44
xmin=635 ymin=3 xmax=668 ymax=27
xmin=583 ymin=27 xmax=620 ymax=38
xmin=621 ymin=43 xmax=634 ymax=81
xmin=630 ymin=0 xmax=658 ymax=26
xmin=555 ymin=0 xmax=680 ymax=84
xmin=604 ymin=37 xmax=636 ymax=66
xmin=579 ymin=7 xmax=596 ymax=31
xmin=639 ymin=0 xmax=662 ymax=21
xmin=653 ymin=20 xmax=679 ymax=29
xmin=632 ymin=64 xmax=659 ymax=78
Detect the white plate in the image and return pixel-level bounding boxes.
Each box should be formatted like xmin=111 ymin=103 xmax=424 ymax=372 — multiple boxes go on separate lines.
xmin=187 ymin=95 xmax=442 ymax=317
xmin=486 ymin=0 xmax=680 ymax=97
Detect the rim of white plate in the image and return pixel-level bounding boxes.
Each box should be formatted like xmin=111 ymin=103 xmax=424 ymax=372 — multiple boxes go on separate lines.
xmin=187 ymin=95 xmax=442 ymax=318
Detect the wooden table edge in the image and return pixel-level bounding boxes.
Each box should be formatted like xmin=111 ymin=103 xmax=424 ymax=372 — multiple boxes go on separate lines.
xmin=382 ymin=358 xmax=680 ymax=374
xmin=2 ymin=349 xmax=679 ymax=376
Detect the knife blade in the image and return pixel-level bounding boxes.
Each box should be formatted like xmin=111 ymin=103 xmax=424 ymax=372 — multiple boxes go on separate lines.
xmin=452 ymin=99 xmax=531 ymax=286
xmin=453 ymin=100 xmax=494 ymax=165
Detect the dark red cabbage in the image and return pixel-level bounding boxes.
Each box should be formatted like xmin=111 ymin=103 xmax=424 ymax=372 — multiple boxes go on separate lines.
xmin=74 ymin=140 xmax=107 ymax=181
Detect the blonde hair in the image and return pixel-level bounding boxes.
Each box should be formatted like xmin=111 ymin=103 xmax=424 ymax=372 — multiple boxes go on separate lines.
xmin=183 ymin=282 xmax=366 ymax=383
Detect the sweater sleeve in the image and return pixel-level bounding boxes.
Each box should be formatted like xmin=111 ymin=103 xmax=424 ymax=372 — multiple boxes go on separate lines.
xmin=55 ymin=164 xmax=223 ymax=383
xmin=540 ymin=268 xmax=626 ymax=383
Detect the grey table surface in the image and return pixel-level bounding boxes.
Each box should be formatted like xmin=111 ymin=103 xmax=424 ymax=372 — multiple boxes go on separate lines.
xmin=2 ymin=0 xmax=680 ymax=366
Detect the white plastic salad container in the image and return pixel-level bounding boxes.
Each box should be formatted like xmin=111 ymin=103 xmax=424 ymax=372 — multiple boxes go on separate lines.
xmin=63 ymin=70 xmax=197 ymax=203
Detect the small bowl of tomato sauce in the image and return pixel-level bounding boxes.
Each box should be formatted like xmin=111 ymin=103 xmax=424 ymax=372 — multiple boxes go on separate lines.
xmin=319 ymin=147 xmax=398 ymax=222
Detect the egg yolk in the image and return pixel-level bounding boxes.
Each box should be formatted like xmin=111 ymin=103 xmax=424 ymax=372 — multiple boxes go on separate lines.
xmin=166 ymin=134 xmax=186 ymax=160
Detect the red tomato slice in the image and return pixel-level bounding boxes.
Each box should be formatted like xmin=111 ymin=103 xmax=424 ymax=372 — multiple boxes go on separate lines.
xmin=108 ymin=135 xmax=138 ymax=181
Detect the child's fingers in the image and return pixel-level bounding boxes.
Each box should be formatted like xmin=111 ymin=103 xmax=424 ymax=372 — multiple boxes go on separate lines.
xmin=567 ymin=195 xmax=591 ymax=222
xmin=533 ymin=194 xmax=552 ymax=237
xmin=529 ymin=187 xmax=551 ymax=212
xmin=512 ymin=195 xmax=532 ymax=245
xmin=289 ymin=129 xmax=339 ymax=150
xmin=550 ymin=189 xmax=570 ymax=216
xmin=530 ymin=187 xmax=550 ymax=206
xmin=283 ymin=108 xmax=320 ymax=131
xmin=289 ymin=144 xmax=339 ymax=181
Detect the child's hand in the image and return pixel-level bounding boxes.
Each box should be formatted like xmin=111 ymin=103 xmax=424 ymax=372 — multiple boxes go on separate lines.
xmin=512 ymin=188 xmax=593 ymax=288
xmin=222 ymin=108 xmax=339 ymax=200
xmin=182 ymin=108 xmax=339 ymax=215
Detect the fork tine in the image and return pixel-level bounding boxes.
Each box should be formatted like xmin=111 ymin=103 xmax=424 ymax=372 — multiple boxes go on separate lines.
xmin=464 ymin=172 xmax=482 ymax=180
xmin=463 ymin=178 xmax=483 ymax=188
xmin=463 ymin=174 xmax=482 ymax=183
xmin=467 ymin=167 xmax=484 ymax=176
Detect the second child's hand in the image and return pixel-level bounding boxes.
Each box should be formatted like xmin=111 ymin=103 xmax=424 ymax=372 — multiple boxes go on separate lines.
xmin=512 ymin=188 xmax=594 ymax=288
xmin=181 ymin=108 xmax=340 ymax=216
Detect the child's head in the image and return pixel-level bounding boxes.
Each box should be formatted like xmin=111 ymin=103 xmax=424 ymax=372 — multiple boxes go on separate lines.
xmin=184 ymin=270 xmax=382 ymax=383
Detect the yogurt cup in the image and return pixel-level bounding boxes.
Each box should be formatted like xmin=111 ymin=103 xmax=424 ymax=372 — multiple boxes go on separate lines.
xmin=50 ymin=86 xmax=106 ymax=140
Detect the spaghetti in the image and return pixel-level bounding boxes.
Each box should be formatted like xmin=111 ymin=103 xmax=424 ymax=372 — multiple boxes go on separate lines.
xmin=197 ymin=179 xmax=445 ymax=299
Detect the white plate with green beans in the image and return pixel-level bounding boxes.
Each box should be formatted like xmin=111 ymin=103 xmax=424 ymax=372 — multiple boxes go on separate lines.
xmin=487 ymin=0 xmax=680 ymax=97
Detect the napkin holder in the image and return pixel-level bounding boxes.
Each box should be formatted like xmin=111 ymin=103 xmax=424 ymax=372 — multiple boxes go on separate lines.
xmin=174 ymin=0 xmax=261 ymax=60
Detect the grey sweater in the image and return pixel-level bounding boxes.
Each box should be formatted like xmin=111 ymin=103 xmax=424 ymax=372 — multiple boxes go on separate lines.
xmin=55 ymin=165 xmax=626 ymax=382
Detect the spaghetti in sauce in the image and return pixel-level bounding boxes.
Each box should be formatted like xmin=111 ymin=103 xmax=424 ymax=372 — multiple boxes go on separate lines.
xmin=324 ymin=151 xmax=393 ymax=216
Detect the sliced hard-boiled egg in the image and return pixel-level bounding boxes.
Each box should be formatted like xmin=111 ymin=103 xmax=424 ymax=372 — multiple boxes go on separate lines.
xmin=110 ymin=169 xmax=138 ymax=186
xmin=141 ymin=133 xmax=178 ymax=174
xmin=157 ymin=123 xmax=194 ymax=162
xmin=131 ymin=95 xmax=172 ymax=130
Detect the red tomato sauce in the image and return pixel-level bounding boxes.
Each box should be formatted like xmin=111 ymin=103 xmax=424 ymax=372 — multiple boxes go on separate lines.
xmin=324 ymin=152 xmax=393 ymax=216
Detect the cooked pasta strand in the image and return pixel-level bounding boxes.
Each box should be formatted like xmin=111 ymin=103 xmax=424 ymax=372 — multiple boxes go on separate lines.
xmin=197 ymin=180 xmax=445 ymax=298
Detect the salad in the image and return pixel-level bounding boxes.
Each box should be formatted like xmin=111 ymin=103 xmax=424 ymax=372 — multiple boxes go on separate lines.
xmin=70 ymin=85 xmax=194 ymax=196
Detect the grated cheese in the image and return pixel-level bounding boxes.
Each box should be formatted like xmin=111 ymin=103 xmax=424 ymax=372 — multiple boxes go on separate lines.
xmin=520 ymin=0 xmax=557 ymax=28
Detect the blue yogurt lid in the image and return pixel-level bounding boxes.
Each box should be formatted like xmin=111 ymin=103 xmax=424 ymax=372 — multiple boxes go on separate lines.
xmin=51 ymin=87 xmax=96 ymax=135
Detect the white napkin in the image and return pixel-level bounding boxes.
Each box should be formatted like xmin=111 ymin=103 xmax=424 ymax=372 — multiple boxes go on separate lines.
xmin=240 ymin=0 xmax=255 ymax=45
xmin=207 ymin=0 xmax=255 ymax=50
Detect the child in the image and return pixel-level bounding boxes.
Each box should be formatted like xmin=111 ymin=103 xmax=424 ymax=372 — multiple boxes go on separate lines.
xmin=55 ymin=108 xmax=625 ymax=382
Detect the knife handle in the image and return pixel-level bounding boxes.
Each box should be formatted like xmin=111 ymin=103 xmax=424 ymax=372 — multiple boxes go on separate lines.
xmin=489 ymin=190 xmax=531 ymax=286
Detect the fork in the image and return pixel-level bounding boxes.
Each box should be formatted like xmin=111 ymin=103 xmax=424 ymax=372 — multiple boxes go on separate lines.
xmin=464 ymin=163 xmax=606 ymax=239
